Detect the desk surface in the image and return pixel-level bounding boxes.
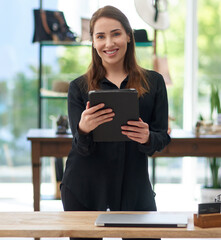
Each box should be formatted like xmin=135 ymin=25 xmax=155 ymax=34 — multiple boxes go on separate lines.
xmin=0 ymin=211 xmax=221 ymax=238
xmin=27 ymin=128 xmax=221 ymax=140
xmin=27 ymin=128 xmax=73 ymax=140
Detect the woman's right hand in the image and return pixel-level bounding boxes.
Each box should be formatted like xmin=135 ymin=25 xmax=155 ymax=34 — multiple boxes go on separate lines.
xmin=78 ymin=101 xmax=115 ymax=134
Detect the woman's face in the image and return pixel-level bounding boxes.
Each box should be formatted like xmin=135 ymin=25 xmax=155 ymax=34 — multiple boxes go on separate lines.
xmin=92 ymin=17 xmax=130 ymax=69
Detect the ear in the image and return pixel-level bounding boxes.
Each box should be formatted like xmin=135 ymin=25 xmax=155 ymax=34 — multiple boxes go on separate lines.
xmin=92 ymin=41 xmax=96 ymax=49
xmin=127 ymin=34 xmax=131 ymax=43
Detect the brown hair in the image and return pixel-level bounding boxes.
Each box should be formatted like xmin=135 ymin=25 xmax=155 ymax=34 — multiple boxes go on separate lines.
xmin=85 ymin=5 xmax=149 ymax=96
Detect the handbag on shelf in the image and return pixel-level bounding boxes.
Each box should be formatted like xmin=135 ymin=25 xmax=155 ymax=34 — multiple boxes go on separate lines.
xmin=32 ymin=9 xmax=77 ymax=43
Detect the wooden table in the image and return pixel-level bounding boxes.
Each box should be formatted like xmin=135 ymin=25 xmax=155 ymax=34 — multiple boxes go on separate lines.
xmin=27 ymin=129 xmax=72 ymax=211
xmin=153 ymin=129 xmax=221 ymax=157
xmin=27 ymin=129 xmax=221 ymax=211
xmin=0 ymin=211 xmax=221 ymax=238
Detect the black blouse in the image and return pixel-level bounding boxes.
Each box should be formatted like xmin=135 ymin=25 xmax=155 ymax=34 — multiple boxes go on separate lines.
xmin=62 ymin=70 xmax=171 ymax=211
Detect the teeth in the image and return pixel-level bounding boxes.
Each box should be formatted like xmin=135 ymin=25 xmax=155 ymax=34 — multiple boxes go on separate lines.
xmin=106 ymin=50 xmax=117 ymax=54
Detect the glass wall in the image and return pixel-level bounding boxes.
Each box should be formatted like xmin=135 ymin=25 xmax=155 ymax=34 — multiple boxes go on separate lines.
xmin=197 ymin=0 xmax=221 ymax=122
xmin=196 ymin=0 xmax=221 ymax=189
xmin=0 ymin=0 xmax=67 ymax=184
xmin=0 ymin=0 xmax=39 ymax=183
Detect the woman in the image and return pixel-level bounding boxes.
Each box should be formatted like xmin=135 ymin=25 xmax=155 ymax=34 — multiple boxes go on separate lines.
xmin=61 ymin=4 xmax=170 ymax=236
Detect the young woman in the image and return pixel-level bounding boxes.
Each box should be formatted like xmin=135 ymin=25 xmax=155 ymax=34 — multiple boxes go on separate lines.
xmin=61 ymin=5 xmax=170 ymax=238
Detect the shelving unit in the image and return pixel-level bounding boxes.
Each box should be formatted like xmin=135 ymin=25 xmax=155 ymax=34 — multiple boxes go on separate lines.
xmin=37 ymin=1 xmax=154 ymax=129
xmin=38 ymin=41 xmax=91 ymax=127
xmin=38 ymin=40 xmax=152 ymax=127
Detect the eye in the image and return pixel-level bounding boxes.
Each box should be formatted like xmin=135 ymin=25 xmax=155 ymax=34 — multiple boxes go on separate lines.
xmin=96 ymin=34 xmax=104 ymax=39
xmin=113 ymin=32 xmax=121 ymax=37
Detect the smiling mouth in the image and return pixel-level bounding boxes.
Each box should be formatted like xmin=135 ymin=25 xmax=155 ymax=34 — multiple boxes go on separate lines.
xmin=104 ymin=49 xmax=119 ymax=55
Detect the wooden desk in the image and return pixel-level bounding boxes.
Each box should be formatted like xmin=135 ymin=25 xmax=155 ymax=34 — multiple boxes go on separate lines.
xmin=154 ymin=129 xmax=221 ymax=157
xmin=1 ymin=211 xmax=221 ymax=238
xmin=27 ymin=129 xmax=72 ymax=211
xmin=27 ymin=129 xmax=221 ymax=211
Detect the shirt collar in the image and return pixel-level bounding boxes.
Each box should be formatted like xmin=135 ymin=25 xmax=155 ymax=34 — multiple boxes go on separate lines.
xmin=100 ymin=76 xmax=129 ymax=90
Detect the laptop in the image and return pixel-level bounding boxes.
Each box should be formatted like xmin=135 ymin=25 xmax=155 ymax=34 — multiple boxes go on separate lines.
xmin=95 ymin=213 xmax=188 ymax=228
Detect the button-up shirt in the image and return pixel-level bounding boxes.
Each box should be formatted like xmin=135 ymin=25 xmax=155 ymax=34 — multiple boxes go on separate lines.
xmin=62 ymin=70 xmax=170 ymax=211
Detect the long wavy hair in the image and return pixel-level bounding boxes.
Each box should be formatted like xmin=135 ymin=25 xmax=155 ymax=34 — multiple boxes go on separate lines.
xmin=85 ymin=5 xmax=149 ymax=96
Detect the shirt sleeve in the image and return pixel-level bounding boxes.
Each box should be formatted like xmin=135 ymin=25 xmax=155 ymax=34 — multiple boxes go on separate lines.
xmin=68 ymin=79 xmax=95 ymax=156
xmin=138 ymin=72 xmax=171 ymax=156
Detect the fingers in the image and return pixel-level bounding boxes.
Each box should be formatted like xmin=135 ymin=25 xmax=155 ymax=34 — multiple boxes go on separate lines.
xmin=96 ymin=114 xmax=114 ymax=125
xmin=79 ymin=103 xmax=115 ymax=134
xmin=93 ymin=107 xmax=113 ymax=118
xmin=121 ymin=120 xmax=148 ymax=133
xmin=87 ymin=102 xmax=114 ymax=124
xmin=84 ymin=106 xmax=114 ymax=124
xmin=121 ymin=118 xmax=150 ymax=144
xmin=86 ymin=101 xmax=90 ymax=109
xmin=93 ymin=110 xmax=115 ymax=125
xmin=87 ymin=103 xmax=105 ymax=114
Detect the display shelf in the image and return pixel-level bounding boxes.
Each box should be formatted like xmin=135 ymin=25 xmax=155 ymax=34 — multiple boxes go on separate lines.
xmin=40 ymin=88 xmax=67 ymax=99
xmin=136 ymin=41 xmax=153 ymax=47
xmin=40 ymin=41 xmax=92 ymax=47
xmin=38 ymin=41 xmax=153 ymax=127
xmin=39 ymin=40 xmax=153 ymax=47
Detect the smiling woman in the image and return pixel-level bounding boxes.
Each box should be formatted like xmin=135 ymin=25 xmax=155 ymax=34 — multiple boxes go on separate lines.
xmin=60 ymin=5 xmax=170 ymax=240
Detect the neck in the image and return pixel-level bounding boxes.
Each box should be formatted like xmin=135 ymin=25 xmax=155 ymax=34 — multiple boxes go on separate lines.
xmin=104 ymin=64 xmax=127 ymax=88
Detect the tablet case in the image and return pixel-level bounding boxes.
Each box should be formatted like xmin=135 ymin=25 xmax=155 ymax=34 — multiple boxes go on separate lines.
xmin=88 ymin=89 xmax=139 ymax=142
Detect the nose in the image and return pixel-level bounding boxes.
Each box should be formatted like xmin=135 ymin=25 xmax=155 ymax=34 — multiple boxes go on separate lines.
xmin=105 ymin=36 xmax=114 ymax=48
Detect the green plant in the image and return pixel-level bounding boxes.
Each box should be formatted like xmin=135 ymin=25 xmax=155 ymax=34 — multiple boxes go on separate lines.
xmin=204 ymin=86 xmax=221 ymax=189
xmin=210 ymin=84 xmax=221 ymax=119
xmin=207 ymin=157 xmax=221 ymax=189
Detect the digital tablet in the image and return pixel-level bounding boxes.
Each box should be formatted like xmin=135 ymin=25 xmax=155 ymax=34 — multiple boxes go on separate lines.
xmin=88 ymin=89 xmax=139 ymax=142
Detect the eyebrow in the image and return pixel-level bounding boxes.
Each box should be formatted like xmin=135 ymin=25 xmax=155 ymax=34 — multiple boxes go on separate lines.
xmin=95 ymin=28 xmax=122 ymax=35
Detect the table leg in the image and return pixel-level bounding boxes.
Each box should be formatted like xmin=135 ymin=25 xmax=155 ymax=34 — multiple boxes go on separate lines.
xmin=152 ymin=157 xmax=156 ymax=190
xmin=31 ymin=142 xmax=41 ymax=211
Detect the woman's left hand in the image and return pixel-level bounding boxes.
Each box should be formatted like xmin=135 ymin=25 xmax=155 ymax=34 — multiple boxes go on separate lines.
xmin=121 ymin=118 xmax=150 ymax=144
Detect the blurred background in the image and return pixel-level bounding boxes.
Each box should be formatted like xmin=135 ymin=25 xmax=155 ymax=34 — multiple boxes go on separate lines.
xmin=0 ymin=0 xmax=221 ymax=214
